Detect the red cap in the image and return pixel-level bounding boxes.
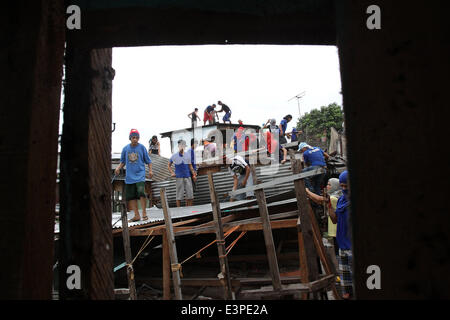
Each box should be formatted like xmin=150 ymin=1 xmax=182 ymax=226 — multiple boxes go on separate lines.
xmin=129 ymin=129 xmax=140 ymax=139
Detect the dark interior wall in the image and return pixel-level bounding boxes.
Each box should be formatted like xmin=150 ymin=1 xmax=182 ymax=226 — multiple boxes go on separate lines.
xmin=67 ymin=0 xmax=336 ymax=47
xmin=0 ymin=1 xmax=65 ymax=298
xmin=336 ymin=0 xmax=450 ymax=298
xmin=2 ymin=0 xmax=449 ymax=299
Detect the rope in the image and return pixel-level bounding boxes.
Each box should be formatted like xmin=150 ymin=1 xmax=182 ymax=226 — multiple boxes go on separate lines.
xmin=129 ymin=230 xmax=155 ymax=267
xmin=180 ymin=225 xmax=241 ymax=266
xmin=225 ymin=231 xmax=247 ymax=256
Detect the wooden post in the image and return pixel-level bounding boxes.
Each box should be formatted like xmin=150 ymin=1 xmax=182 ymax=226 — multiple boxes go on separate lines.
xmin=0 ymin=0 xmax=65 ymax=299
xmin=59 ymin=46 xmax=115 ymax=299
xmin=162 ymin=231 xmax=171 ymax=300
xmin=249 ymin=166 xmax=282 ymax=291
xmin=120 ymin=203 xmax=137 ymax=300
xmin=288 ymin=151 xmax=320 ymax=284
xmin=160 ymin=188 xmax=183 ymax=300
xmin=297 ymin=218 xmax=309 ymax=300
xmin=289 ymin=150 xmax=340 ymax=299
xmin=207 ymin=172 xmax=234 ymax=300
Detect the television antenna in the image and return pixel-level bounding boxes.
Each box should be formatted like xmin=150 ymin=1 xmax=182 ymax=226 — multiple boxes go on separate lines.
xmin=288 ymin=91 xmax=306 ymax=118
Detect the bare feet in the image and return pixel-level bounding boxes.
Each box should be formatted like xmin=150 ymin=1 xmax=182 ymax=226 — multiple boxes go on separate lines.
xmin=128 ymin=216 xmax=140 ymax=222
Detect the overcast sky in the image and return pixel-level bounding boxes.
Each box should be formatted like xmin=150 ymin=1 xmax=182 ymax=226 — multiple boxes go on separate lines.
xmin=111 ymin=45 xmax=342 ymax=158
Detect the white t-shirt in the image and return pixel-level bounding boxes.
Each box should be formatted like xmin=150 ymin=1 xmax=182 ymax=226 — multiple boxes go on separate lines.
xmin=229 ymin=155 xmax=248 ymax=177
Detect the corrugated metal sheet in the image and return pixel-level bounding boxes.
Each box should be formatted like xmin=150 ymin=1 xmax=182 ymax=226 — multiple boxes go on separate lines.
xmin=151 ymin=160 xmax=300 ymax=207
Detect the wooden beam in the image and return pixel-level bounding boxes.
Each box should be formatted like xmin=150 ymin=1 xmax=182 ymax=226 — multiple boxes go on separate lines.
xmin=162 ymin=231 xmax=171 ymax=300
xmin=59 ymin=47 xmax=114 ymax=299
xmin=207 ymin=172 xmax=234 ymax=300
xmin=238 ymin=275 xmax=335 ymax=299
xmin=0 ymin=0 xmax=65 ymax=299
xmin=174 ymin=210 xmax=298 ymax=237
xmin=288 ymin=151 xmax=320 ymax=285
xmin=120 ymin=203 xmax=137 ymax=300
xmin=250 ymin=165 xmax=282 ymax=291
xmin=128 ymin=217 xmax=204 ymax=236
xmin=297 ymin=218 xmax=309 ymax=300
xmin=138 ymin=276 xmax=303 ymax=288
xmin=160 ymin=188 xmax=183 ymax=300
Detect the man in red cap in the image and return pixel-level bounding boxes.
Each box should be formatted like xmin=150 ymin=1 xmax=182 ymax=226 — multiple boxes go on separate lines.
xmin=115 ymin=129 xmax=153 ymax=222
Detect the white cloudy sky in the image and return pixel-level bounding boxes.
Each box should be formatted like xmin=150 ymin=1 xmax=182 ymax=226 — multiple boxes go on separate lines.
xmin=111 ymin=45 xmax=342 ymax=158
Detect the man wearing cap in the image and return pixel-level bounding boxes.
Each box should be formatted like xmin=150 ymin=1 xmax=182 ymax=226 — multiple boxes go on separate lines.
xmin=228 ymin=155 xmax=254 ymax=202
xmin=298 ymin=142 xmax=329 ymax=195
xmin=168 ymin=139 xmax=197 ymax=207
xmin=328 ymin=170 xmax=353 ymax=299
xmin=115 ymin=129 xmax=153 ymax=222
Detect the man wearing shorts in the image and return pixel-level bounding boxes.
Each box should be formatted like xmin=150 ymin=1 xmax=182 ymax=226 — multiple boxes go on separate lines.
xmin=217 ymin=100 xmax=232 ymax=124
xmin=203 ymin=104 xmax=216 ymax=125
xmin=115 ymin=129 xmax=153 ymax=222
xmin=168 ymin=139 xmax=197 ymax=207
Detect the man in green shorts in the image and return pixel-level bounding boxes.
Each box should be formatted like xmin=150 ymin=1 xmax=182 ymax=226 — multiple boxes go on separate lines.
xmin=115 ymin=129 xmax=153 ymax=221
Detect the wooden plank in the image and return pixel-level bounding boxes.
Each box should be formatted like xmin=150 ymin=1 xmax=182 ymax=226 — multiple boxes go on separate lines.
xmin=297 ymin=218 xmax=309 ymax=300
xmin=114 ymin=288 xmax=130 ymax=295
xmin=207 ymin=172 xmax=234 ymax=300
xmin=128 ymin=217 xmax=204 ymax=236
xmin=174 ymin=210 xmax=298 ymax=236
xmin=250 ymin=165 xmax=282 ymax=291
xmin=120 ymin=203 xmax=137 ymax=300
xmin=288 ymin=151 xmax=320 ymax=284
xmin=238 ymin=275 xmax=335 ymax=299
xmin=228 ymin=168 xmax=324 ymax=197
xmin=162 ymin=231 xmax=171 ymax=300
xmin=160 ymin=188 xmax=183 ymax=300
xmin=235 ymin=219 xmax=297 ymax=232
xmin=137 ymin=276 xmax=303 ymax=288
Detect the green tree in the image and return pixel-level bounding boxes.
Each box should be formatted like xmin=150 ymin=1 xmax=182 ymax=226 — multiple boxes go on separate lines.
xmin=297 ymin=103 xmax=343 ymax=139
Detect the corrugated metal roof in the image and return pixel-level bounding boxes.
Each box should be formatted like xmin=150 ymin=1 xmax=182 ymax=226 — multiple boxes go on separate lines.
xmin=151 ymin=160 xmax=300 ymax=207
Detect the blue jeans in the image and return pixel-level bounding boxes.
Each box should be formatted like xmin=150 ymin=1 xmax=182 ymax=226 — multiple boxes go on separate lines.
xmin=302 ymin=165 xmax=326 ymax=195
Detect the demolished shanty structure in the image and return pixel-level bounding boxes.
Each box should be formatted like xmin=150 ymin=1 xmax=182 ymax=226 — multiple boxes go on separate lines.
xmin=105 ymin=125 xmax=347 ymax=300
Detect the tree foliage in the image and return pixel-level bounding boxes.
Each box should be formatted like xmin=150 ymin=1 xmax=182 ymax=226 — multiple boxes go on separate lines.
xmin=297 ymin=103 xmax=344 ymax=138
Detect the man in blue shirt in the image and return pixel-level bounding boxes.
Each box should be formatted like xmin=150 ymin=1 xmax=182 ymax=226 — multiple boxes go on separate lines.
xmin=298 ymin=142 xmax=329 ymax=195
xmin=328 ymin=170 xmax=353 ymax=299
xmin=289 ymin=127 xmax=299 ymax=142
xmin=168 ymin=139 xmax=197 ymax=207
xmin=203 ymin=104 xmax=216 ymax=125
xmin=115 ymin=129 xmax=153 ymax=222
xmin=279 ymin=114 xmax=293 ymax=145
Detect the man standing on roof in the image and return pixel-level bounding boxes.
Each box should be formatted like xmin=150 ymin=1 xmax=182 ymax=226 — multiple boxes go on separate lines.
xmin=188 ymin=108 xmax=200 ymax=128
xmin=298 ymin=142 xmax=329 ymax=195
xmin=217 ymin=100 xmax=232 ymax=124
xmin=279 ymin=114 xmax=293 ymax=145
xmin=229 ymin=155 xmax=254 ymax=202
xmin=168 ymin=139 xmax=197 ymax=207
xmin=203 ymin=104 xmax=216 ymax=125
xmin=115 ymin=129 xmax=153 ymax=222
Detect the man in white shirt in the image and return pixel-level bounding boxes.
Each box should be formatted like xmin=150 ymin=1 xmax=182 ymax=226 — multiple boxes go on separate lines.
xmin=229 ymin=155 xmax=254 ymax=202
